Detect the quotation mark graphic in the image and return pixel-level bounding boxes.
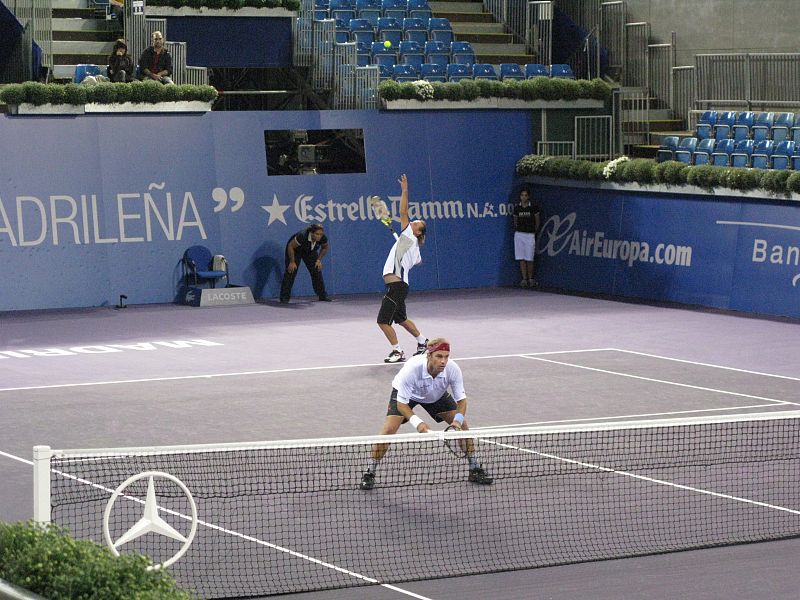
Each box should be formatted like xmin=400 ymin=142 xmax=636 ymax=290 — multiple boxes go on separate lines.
xmin=212 ymin=187 xmax=245 ymax=213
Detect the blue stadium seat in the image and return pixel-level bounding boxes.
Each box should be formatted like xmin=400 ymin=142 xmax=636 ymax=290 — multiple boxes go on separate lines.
xmin=770 ymin=140 xmax=795 ymax=170
xmin=549 ymin=63 xmax=575 ymax=79
xmin=314 ymin=0 xmax=330 ymax=20
xmin=356 ymin=41 xmax=371 ymax=66
xmin=330 ymin=0 xmax=356 ymax=23
xmin=428 ymin=17 xmax=453 ymax=45
xmin=450 ymin=41 xmax=475 ymax=65
xmin=750 ymin=139 xmax=774 ymax=169
xmin=399 ymin=40 xmax=424 ymax=71
xmin=499 ymin=63 xmax=525 ymax=81
xmin=334 ymin=18 xmax=350 ymax=43
xmin=393 ymin=63 xmax=418 ymax=81
xmin=711 ymin=138 xmax=735 ymax=166
xmin=349 ymin=18 xmax=375 ymax=44
xmin=750 ymin=112 xmax=775 ymax=143
xmin=381 ymin=0 xmax=406 ymax=19
xmin=524 ymin=63 xmax=548 ymax=78
xmin=406 ymin=0 xmax=432 ymax=20
xmin=446 ymin=63 xmax=471 ymax=82
xmin=420 ymin=62 xmax=446 ymax=82
xmin=673 ymin=137 xmax=698 ymax=164
xmin=371 ymin=40 xmax=397 ymax=66
xmin=377 ymin=63 xmax=393 ymax=79
xmin=73 ymin=64 xmax=104 ymax=83
xmin=713 ymin=111 xmax=737 ymax=140
xmin=730 ymin=139 xmax=754 ymax=168
xmin=770 ymin=112 xmax=795 ymax=144
xmin=355 ymin=0 xmax=382 ymax=26
xmin=695 ymin=110 xmax=717 ymax=140
xmin=792 ymin=144 xmax=800 ymax=170
xmin=655 ymin=136 xmax=679 ymax=163
xmin=472 ymin=63 xmax=497 ymax=80
xmin=377 ymin=16 xmax=403 ymax=46
xmin=692 ymin=137 xmax=715 ymax=165
xmin=402 ymin=17 xmax=427 ymax=44
xmin=424 ymin=40 xmax=449 ymax=66
xmin=730 ymin=111 xmax=754 ymax=142
xmin=792 ymin=114 xmax=800 ymax=144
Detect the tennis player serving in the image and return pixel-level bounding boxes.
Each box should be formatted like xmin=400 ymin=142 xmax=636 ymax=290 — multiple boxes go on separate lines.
xmin=360 ymin=338 xmax=493 ymax=490
xmin=377 ymin=174 xmax=429 ymax=363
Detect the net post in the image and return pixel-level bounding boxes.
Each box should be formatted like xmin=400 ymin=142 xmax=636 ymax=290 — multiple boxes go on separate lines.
xmin=32 ymin=446 xmax=52 ymax=524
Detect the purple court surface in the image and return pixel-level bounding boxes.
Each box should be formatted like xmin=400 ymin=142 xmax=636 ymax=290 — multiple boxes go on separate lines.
xmin=1 ymin=287 xmax=799 ymax=600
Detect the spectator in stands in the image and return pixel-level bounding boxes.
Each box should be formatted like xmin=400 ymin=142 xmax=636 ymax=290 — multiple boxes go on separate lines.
xmin=512 ymin=187 xmax=541 ymax=288
xmin=279 ymin=224 xmax=332 ymax=304
xmin=110 ymin=0 xmax=124 ymax=29
xmin=138 ymin=31 xmax=174 ymax=84
xmin=107 ymin=39 xmax=134 ymax=83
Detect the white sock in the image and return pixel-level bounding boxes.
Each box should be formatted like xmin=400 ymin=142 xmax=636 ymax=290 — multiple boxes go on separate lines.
xmin=392 ymin=344 xmax=402 ymax=352
xmin=416 ymin=335 xmax=426 ymax=344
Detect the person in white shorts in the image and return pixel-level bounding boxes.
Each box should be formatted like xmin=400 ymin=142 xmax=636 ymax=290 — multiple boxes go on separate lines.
xmin=512 ymin=188 xmax=541 ymax=288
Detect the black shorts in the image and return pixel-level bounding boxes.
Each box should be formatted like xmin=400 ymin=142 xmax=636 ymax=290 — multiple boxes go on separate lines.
xmin=387 ymin=389 xmax=457 ymax=422
xmin=377 ymin=281 xmax=409 ymax=325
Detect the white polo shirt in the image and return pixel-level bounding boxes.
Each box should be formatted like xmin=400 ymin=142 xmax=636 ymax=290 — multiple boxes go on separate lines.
xmin=392 ymin=353 xmax=466 ymax=405
xmin=382 ymin=225 xmax=421 ymax=284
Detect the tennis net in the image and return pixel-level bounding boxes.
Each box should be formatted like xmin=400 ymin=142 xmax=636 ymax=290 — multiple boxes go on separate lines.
xmin=35 ymin=411 xmax=800 ymax=598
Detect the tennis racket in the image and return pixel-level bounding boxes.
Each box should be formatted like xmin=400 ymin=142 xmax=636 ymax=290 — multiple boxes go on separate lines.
xmin=368 ymin=195 xmax=399 ymax=240
xmin=443 ymin=424 xmax=470 ymax=459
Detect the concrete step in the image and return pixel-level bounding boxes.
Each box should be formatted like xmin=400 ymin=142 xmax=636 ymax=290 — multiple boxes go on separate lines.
xmin=475 ymin=53 xmax=536 ymax=64
xmin=455 ymin=31 xmax=513 ymax=44
xmin=451 ymin=21 xmax=506 ymax=33
xmin=53 ymin=40 xmax=115 ymax=55
xmin=54 ymin=29 xmax=120 ymax=41
xmin=52 ymin=16 xmax=119 ymax=31
xmin=53 ymin=52 xmax=109 ymax=65
xmin=471 ymin=42 xmax=527 ymax=55
xmin=53 ymin=0 xmax=90 ymax=8
xmin=622 ymin=108 xmax=673 ymax=121
xmin=435 ymin=11 xmax=495 ymax=22
xmin=52 ymin=7 xmax=104 ymax=18
xmin=429 ymin=1 xmax=485 ymax=13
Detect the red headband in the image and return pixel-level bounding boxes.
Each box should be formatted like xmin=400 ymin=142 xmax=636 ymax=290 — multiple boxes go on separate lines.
xmin=427 ymin=342 xmax=450 ymax=354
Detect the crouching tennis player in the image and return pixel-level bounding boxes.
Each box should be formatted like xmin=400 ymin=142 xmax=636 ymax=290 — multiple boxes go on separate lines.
xmin=360 ymin=338 xmax=493 ymax=490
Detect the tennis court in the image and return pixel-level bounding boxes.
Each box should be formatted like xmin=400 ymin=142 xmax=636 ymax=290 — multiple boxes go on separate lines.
xmin=1 ymin=287 xmax=799 ymax=599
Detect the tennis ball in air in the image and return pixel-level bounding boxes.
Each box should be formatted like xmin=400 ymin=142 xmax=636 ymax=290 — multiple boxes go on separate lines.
xmin=384 ymin=40 xmax=392 ymax=49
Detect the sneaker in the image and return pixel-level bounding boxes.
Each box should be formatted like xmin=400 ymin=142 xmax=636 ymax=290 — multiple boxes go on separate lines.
xmin=384 ymin=349 xmax=405 ymax=363
xmin=318 ymin=296 xmax=332 ymax=302
xmin=519 ymin=279 xmax=529 ymax=288
xmin=528 ymin=279 xmax=539 ymax=288
xmin=359 ymin=471 xmax=375 ymax=490
xmin=413 ymin=338 xmax=429 ymax=355
xmin=468 ymin=467 xmax=493 ymax=485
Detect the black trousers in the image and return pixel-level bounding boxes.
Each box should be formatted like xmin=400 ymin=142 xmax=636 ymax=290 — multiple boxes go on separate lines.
xmin=280 ymin=249 xmax=327 ymax=301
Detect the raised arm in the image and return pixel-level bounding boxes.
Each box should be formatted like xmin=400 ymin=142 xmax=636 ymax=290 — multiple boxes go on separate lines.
xmin=398 ymin=174 xmax=409 ymax=231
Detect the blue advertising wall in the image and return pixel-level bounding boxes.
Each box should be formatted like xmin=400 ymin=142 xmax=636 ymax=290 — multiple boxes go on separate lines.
xmin=532 ymin=182 xmax=800 ymax=319
xmin=0 ymin=109 xmax=530 ymax=311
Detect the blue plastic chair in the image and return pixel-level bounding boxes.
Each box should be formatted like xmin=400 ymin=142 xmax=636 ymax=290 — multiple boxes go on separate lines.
xmin=750 ymin=139 xmax=774 ymax=169
xmin=392 ymin=63 xmax=418 ymax=81
xmin=524 ymin=63 xmax=548 ymax=78
xmin=420 ymin=62 xmax=446 ymax=82
xmin=406 ymin=0 xmax=432 ymax=20
xmin=730 ymin=139 xmax=754 ymax=168
xmin=381 ymin=0 xmax=406 ymax=19
xmin=450 ymin=41 xmax=475 ymax=65
xmin=330 ymin=0 xmax=355 ymax=23
xmin=371 ymin=41 xmax=398 ymax=66
xmin=673 ymin=137 xmax=698 ymax=164
xmin=711 ymin=138 xmax=735 ymax=166
xmin=713 ymin=111 xmax=737 ymax=140
xmin=692 ymin=137 xmax=715 ymax=165
xmin=499 ymin=63 xmax=525 ymax=81
xmin=402 ymin=17 xmax=427 ymax=44
xmin=356 ymin=41 xmax=371 ymax=66
xmin=549 ymin=63 xmax=575 ymax=79
xmin=792 ymin=144 xmax=800 ymax=170
xmin=446 ymin=63 xmax=471 ymax=82
xmin=770 ymin=112 xmax=795 ymax=144
xmin=655 ymin=136 xmax=679 ymax=163
xmin=349 ymin=18 xmax=375 ymax=44
xmin=428 ymin=17 xmax=453 ymax=45
xmin=730 ymin=111 xmax=754 ymax=142
xmin=377 ymin=63 xmax=394 ymax=79
xmin=355 ymin=0 xmax=382 ymax=26
xmin=770 ymin=140 xmax=795 ymax=170
xmin=751 ymin=112 xmax=775 ymax=143
xmin=183 ymin=246 xmax=228 ymax=289
xmin=695 ymin=110 xmax=718 ymax=140
xmin=424 ymin=40 xmax=449 ymax=66
xmin=399 ymin=40 xmax=424 ymax=71
xmin=73 ymin=64 xmax=104 ymax=83
xmin=472 ymin=63 xmax=497 ymax=80
xmin=377 ymin=16 xmax=403 ymax=46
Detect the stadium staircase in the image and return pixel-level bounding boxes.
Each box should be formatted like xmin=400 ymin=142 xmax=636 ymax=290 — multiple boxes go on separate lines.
xmin=51 ymin=0 xmax=120 ymax=82
xmin=429 ymin=0 xmax=535 ymax=65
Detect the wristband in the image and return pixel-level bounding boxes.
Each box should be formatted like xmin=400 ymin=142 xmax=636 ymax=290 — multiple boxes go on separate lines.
xmin=453 ymin=413 xmax=465 ymax=425
xmin=409 ymin=415 xmax=423 ymax=430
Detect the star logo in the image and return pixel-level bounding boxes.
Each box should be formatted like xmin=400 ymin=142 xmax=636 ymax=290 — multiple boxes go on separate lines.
xmin=103 ymin=471 xmax=198 ymax=571
xmin=261 ymin=194 xmax=290 ymax=225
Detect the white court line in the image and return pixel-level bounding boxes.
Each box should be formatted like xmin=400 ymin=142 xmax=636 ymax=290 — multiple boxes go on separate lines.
xmin=519 ymin=355 xmax=796 ymax=406
xmin=470 ymin=403 xmax=792 ymax=431
xmin=0 ymin=348 xmax=615 ymax=393
xmin=610 ymin=348 xmax=800 ymax=382
xmin=0 ymin=448 xmax=436 ymax=600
